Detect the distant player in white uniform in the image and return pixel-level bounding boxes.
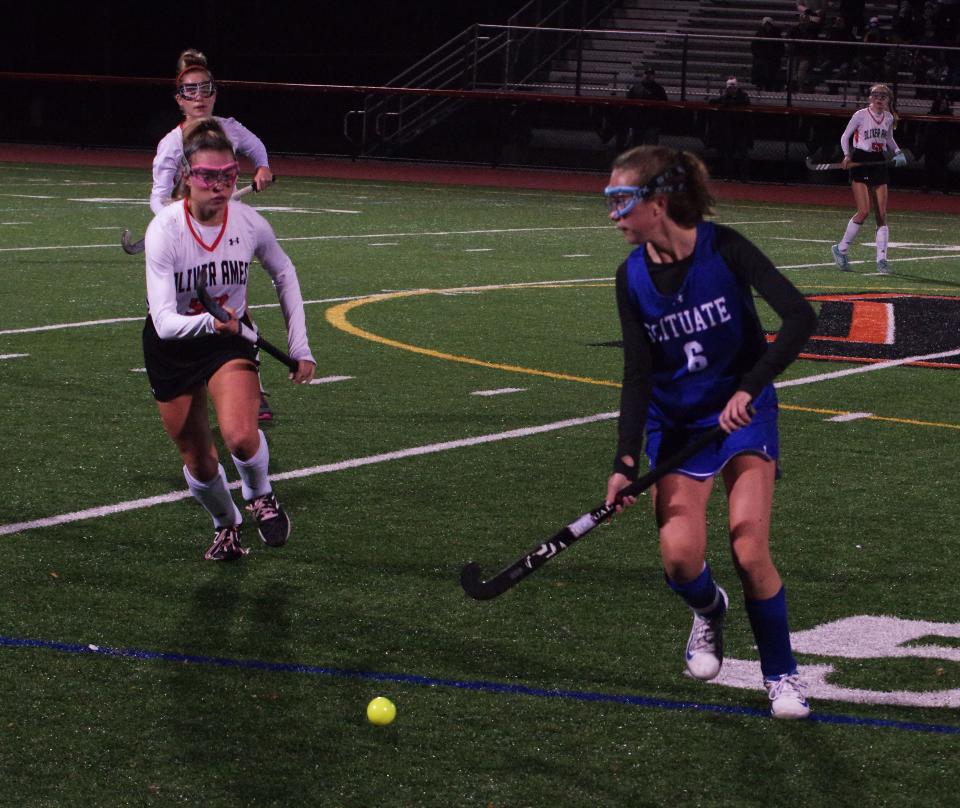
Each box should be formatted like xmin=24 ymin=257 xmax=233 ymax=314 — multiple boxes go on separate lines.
xmin=143 ymin=117 xmax=316 ymax=561
xmin=152 ymin=48 xmax=277 ymax=420
xmin=830 ymin=83 xmax=906 ymax=275
xmin=151 ymin=48 xmax=273 ymax=214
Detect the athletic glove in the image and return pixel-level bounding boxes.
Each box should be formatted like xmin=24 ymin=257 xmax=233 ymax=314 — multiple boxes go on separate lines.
xmin=893 ymin=151 xmax=907 ymax=167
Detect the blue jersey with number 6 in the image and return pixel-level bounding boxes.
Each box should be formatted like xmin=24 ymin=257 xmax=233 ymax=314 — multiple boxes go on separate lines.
xmin=624 ymin=221 xmax=775 ymax=429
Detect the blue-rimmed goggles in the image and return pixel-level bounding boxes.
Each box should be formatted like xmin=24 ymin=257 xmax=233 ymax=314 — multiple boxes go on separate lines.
xmin=603 ymin=167 xmax=686 ymax=220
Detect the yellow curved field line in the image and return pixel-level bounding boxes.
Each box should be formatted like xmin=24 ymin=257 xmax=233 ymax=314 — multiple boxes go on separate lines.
xmin=326 ymin=286 xmax=620 ymax=388
xmin=325 ymin=285 xmax=960 ymax=431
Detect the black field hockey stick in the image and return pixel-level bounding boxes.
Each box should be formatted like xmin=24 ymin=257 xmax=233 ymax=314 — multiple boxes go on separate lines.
xmin=120 ymin=178 xmax=277 ymax=255
xmin=460 ymin=423 xmax=729 ymax=601
xmin=804 ymin=156 xmax=900 ymax=171
xmin=195 ymin=272 xmax=300 ymax=373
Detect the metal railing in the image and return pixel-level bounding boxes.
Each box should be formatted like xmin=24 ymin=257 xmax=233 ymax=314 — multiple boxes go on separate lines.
xmin=346 ymin=21 xmax=960 ymax=156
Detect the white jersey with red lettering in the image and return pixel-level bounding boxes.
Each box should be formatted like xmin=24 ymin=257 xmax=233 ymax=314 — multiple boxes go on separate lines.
xmin=150 ymin=116 xmax=270 ymax=214
xmin=144 ymin=198 xmax=314 ymax=364
xmin=840 ymin=107 xmax=900 ymax=157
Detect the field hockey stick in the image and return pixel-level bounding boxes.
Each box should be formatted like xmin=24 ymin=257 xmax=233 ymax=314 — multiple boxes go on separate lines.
xmin=120 ymin=177 xmax=278 ymax=255
xmin=804 ymin=156 xmax=900 ymax=171
xmin=460 ymin=423 xmax=728 ymax=601
xmin=195 ymin=271 xmax=300 ymax=373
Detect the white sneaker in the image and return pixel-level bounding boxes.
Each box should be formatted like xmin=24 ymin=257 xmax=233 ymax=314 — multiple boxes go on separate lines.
xmin=765 ymin=672 xmax=811 ymax=719
xmin=684 ymin=586 xmax=728 ymax=681
xmin=831 ymin=244 xmax=850 ymax=271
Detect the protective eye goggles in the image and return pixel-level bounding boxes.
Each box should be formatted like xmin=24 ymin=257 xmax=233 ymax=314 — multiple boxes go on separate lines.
xmin=188 ymin=162 xmax=239 ymax=189
xmin=603 ymin=167 xmax=686 ymax=220
xmin=177 ymin=80 xmax=217 ymax=100
xmin=869 ymin=91 xmax=889 ymax=99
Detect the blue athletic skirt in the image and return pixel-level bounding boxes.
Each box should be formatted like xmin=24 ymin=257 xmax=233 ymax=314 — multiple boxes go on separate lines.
xmin=644 ymin=385 xmax=780 ymax=479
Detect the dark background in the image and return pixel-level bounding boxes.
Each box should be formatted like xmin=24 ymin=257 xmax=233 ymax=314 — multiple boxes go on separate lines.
xmin=3 ymin=1 xmax=523 ymax=83
xmin=1 ymin=1 xmax=526 ymax=157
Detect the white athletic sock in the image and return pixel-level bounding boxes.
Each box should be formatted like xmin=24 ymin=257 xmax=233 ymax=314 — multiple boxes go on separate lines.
xmin=839 ymin=218 xmax=861 ymax=252
xmin=183 ymin=464 xmax=241 ymax=528
xmin=876 ymin=225 xmax=889 ymax=261
xmin=231 ymin=430 xmax=272 ymax=501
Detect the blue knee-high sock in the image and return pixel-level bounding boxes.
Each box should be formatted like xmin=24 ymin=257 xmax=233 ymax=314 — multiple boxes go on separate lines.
xmin=745 ymin=586 xmax=798 ymax=680
xmin=666 ymin=564 xmax=724 ymax=616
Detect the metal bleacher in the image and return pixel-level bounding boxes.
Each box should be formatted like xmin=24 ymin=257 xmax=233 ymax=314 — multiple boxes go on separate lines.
xmin=536 ymin=0 xmax=934 ymax=111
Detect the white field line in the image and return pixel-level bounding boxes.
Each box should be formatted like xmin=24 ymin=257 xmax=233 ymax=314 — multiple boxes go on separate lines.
xmin=0 ymin=295 xmax=367 ymax=336
xmin=779 ymin=251 xmax=960 ymax=270
xmin=774 ymin=347 xmax=960 ymax=387
xmin=3 ymin=341 xmax=959 ymax=537
xmin=0 ymin=278 xmax=613 ymax=336
xmin=0 ymin=412 xmax=619 ymax=537
xmin=0 ymin=225 xmax=611 ymax=253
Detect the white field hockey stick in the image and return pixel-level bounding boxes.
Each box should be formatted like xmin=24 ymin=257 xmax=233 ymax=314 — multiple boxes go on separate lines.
xmin=120 ymin=177 xmax=277 ymax=255
xmin=805 ymin=156 xmax=901 ymax=171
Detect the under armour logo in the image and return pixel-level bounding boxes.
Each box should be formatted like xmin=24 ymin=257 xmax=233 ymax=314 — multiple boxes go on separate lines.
xmin=229 ymin=237 xmax=240 ymax=246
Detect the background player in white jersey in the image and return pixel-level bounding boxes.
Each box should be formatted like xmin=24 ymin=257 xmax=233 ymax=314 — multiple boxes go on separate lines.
xmin=831 ymin=83 xmax=906 ymax=275
xmin=151 ymin=49 xmax=273 ymax=214
xmin=153 ymin=48 xmax=277 ymax=419
xmin=603 ymin=146 xmax=817 ymax=719
xmin=143 ymin=118 xmax=315 ymax=561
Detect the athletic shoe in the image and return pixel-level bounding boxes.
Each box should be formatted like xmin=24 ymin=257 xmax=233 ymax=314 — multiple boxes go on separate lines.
xmin=204 ymin=525 xmax=249 ymax=561
xmin=685 ymin=586 xmax=729 ymax=681
xmin=246 ymin=491 xmax=291 ymax=547
xmin=765 ymin=672 xmax=811 ymax=719
xmin=831 ymin=244 xmax=850 ymax=271
xmin=258 ymin=393 xmax=273 ymax=422
xmin=876 ymin=259 xmax=891 ymax=275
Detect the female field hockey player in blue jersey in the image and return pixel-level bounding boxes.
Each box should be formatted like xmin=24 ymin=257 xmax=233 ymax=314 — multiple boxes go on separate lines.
xmin=602 ymin=146 xmax=817 ymax=719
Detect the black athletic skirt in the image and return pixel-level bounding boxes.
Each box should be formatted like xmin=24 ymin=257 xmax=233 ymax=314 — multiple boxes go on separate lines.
xmin=849 ymin=148 xmax=889 ymax=187
xmin=143 ymin=314 xmax=258 ymax=402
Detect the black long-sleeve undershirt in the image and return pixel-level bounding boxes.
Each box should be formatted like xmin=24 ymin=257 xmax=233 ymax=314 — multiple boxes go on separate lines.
xmin=614 ymin=224 xmax=818 ymax=469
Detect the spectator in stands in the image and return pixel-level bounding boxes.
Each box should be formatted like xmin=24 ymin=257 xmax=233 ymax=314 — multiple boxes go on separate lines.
xmin=796 ymin=1 xmax=826 ymax=30
xmin=816 ymin=15 xmax=855 ymax=91
xmin=626 ymin=67 xmax=669 ymax=145
xmin=839 ymin=0 xmax=867 ymax=37
xmin=751 ymin=16 xmax=786 ymax=91
xmin=787 ymin=10 xmax=821 ymax=92
xmin=936 ymin=0 xmax=960 ymax=44
xmin=856 ymin=17 xmax=887 ymax=84
xmin=706 ymin=77 xmax=753 ymax=180
xmin=918 ymin=93 xmax=954 ymax=192
xmin=891 ymin=1 xmax=920 ymax=42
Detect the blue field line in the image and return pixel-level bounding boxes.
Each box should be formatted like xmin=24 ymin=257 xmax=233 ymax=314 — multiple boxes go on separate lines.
xmin=2 ymin=634 xmax=958 ymax=735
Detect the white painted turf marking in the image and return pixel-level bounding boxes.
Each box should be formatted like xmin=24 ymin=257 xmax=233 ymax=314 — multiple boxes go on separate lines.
xmin=471 ymin=387 xmax=527 ymax=396
xmin=827 ymin=412 xmax=873 ymax=422
xmin=309 ymin=376 xmax=354 ymax=385
xmin=0 ymin=353 xmax=29 ymax=360
xmin=3 ymin=338 xmax=958 ymax=537
xmin=0 ymin=412 xmax=618 ymax=537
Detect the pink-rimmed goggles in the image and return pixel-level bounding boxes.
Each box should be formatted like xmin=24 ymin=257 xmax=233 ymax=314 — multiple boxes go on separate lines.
xmin=188 ymin=162 xmax=239 ymax=189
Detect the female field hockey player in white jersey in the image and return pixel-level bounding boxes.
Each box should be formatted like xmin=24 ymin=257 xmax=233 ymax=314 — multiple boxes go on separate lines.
xmin=143 ymin=117 xmax=315 ymax=561
xmin=151 ymin=49 xmax=273 ymax=214
xmin=831 ymin=83 xmax=906 ymax=275
xmin=152 ymin=48 xmax=277 ymax=419
xmin=602 ymin=146 xmax=817 ymax=719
